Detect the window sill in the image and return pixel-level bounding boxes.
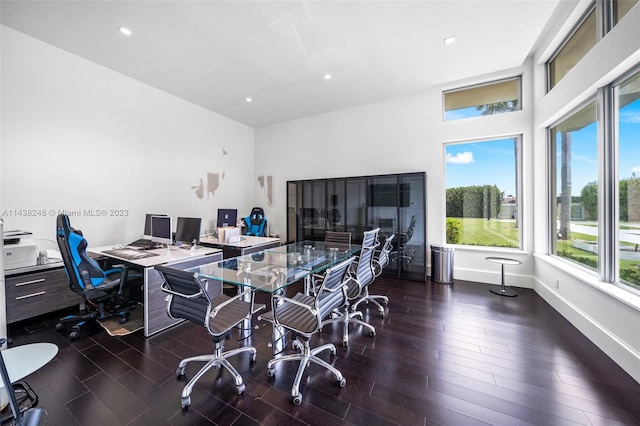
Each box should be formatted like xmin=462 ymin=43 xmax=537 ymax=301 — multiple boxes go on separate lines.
xmin=534 ymin=253 xmax=640 ymax=311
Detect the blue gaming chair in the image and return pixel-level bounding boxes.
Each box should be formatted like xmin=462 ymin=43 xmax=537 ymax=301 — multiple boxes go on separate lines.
xmin=55 ymin=214 xmax=141 ymax=340
xmin=242 ymin=207 xmax=267 ymax=236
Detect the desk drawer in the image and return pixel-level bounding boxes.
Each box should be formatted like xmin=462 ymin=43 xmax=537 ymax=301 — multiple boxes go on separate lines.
xmin=5 ymin=268 xmax=83 ymax=324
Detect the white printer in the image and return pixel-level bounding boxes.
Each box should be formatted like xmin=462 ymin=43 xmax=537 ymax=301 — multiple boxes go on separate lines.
xmin=3 ymin=230 xmax=37 ymax=270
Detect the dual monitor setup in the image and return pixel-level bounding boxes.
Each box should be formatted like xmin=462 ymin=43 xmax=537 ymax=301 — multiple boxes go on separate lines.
xmin=135 ymin=208 xmax=238 ymax=249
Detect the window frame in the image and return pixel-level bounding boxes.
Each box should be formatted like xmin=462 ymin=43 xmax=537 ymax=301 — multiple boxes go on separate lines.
xmin=612 ymin=65 xmax=640 ymax=295
xmin=444 ymin=135 xmax=523 ymax=250
xmin=546 ymin=2 xmax=597 ymax=91
xmin=442 ymin=76 xmax=522 ymax=122
xmin=547 ymin=97 xmax=600 ymax=276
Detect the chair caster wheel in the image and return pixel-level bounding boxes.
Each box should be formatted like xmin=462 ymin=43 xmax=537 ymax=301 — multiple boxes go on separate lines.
xmin=338 ymin=377 xmax=346 ymax=388
xmin=236 ymin=384 xmax=246 ymax=395
xmin=267 ymin=368 xmax=275 ymax=378
xmin=176 ymin=366 xmax=185 ymax=377
xmin=55 ymin=323 xmax=65 ymax=332
xmin=378 ymin=311 xmax=385 ymax=318
xmin=69 ymin=331 xmax=80 ymax=340
xmin=342 ymin=340 xmax=348 ymax=347
xmin=369 ymin=330 xmax=376 ymax=337
xmin=250 ymin=353 xmax=257 ymax=363
xmin=293 ymin=394 xmax=302 ymax=405
xmin=382 ymin=300 xmax=389 ymax=306
xmin=181 ymin=396 xmax=191 ymax=408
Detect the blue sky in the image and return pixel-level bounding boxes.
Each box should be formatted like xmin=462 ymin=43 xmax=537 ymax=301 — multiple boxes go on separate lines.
xmin=445 ymin=138 xmax=517 ymax=197
xmin=445 ymin=97 xmax=639 ymax=199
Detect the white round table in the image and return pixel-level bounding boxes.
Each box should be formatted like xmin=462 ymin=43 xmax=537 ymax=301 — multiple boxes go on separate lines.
xmin=485 ymin=256 xmax=520 ymax=297
xmin=0 ymin=343 xmax=58 ymax=412
xmin=1 ymin=343 xmax=58 ymax=386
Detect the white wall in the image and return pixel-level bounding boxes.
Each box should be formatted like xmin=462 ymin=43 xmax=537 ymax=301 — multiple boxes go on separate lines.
xmin=1 ymin=26 xmax=256 ymax=250
xmin=255 ymin=91 xmax=440 ymax=240
xmin=255 ymin=5 xmax=640 ymax=383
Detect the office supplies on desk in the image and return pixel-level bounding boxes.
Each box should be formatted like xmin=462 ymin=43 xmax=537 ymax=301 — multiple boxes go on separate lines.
xmin=218 ymin=226 xmax=241 ymax=243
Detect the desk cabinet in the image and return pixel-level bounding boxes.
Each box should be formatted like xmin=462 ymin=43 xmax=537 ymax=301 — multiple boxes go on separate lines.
xmin=5 ymin=265 xmax=83 ymax=324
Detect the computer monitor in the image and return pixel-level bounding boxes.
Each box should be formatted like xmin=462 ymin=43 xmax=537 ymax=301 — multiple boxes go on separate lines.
xmin=144 ymin=213 xmax=167 ymax=236
xmin=175 ymin=217 xmax=202 ymax=245
xmin=217 ymin=208 xmax=238 ymax=228
xmin=150 ymin=215 xmax=172 ymax=246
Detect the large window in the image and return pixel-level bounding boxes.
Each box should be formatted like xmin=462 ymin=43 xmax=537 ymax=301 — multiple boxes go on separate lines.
xmin=443 ymin=77 xmax=521 ymax=121
xmin=548 ymin=6 xmax=597 ymax=90
xmin=616 ymin=70 xmax=640 ymax=290
xmin=548 ymin=1 xmax=638 ymax=91
xmin=445 ymin=137 xmax=521 ymax=248
xmin=550 ymin=101 xmax=598 ymax=272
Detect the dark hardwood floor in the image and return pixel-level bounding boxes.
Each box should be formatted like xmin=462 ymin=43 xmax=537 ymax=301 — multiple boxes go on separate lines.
xmin=6 ymin=276 xmax=640 ymax=426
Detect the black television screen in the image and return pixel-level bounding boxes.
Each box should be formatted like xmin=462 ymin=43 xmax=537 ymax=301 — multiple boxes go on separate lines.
xmin=175 ymin=217 xmax=202 ymax=244
xmin=367 ymin=183 xmax=410 ymax=207
xmin=217 ymin=208 xmax=238 ymax=227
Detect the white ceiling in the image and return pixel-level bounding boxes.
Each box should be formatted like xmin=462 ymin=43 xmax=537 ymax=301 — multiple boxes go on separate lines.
xmin=1 ymin=0 xmax=562 ymax=128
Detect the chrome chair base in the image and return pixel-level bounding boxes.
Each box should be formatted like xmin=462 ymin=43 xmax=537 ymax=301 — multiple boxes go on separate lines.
xmin=267 ymin=337 xmax=346 ymax=405
xmin=351 ymin=287 xmax=388 ymax=317
xmin=321 ymin=305 xmax=376 ymax=346
xmin=177 ymin=341 xmax=256 ymax=408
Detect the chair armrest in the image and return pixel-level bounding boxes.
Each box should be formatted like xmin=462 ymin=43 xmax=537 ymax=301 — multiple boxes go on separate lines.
xmin=271 ymin=294 xmax=317 ymax=316
xmin=321 ymin=282 xmax=347 ymax=294
xmin=210 ymin=287 xmax=254 ymax=318
xmin=160 ymin=282 xmax=204 ymax=299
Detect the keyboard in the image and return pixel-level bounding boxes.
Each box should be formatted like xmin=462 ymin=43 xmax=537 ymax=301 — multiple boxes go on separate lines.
xmin=128 ymin=238 xmax=157 ymax=249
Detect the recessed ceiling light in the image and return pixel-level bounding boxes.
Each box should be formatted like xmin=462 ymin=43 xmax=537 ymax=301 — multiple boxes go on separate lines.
xmin=444 ymin=36 xmax=456 ymax=45
xmin=245 ymin=97 xmax=253 ymax=103
xmin=323 ymin=74 xmax=332 ymax=80
xmin=119 ymin=26 xmax=132 ymax=36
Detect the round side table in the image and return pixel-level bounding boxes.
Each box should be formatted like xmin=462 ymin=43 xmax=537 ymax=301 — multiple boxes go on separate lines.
xmin=485 ymin=256 xmax=521 ymax=297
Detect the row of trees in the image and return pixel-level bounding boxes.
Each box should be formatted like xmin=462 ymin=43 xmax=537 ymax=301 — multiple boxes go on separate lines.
xmin=579 ymin=174 xmax=640 ymax=221
xmin=446 ymin=185 xmax=503 ymax=218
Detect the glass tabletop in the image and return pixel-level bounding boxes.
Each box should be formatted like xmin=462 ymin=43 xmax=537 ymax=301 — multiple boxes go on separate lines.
xmin=186 ymin=241 xmax=360 ymax=293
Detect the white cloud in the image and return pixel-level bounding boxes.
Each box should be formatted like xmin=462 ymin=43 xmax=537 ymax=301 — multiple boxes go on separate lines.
xmin=446 ymin=151 xmax=474 ymax=164
xmin=632 ymin=166 xmax=640 ymax=173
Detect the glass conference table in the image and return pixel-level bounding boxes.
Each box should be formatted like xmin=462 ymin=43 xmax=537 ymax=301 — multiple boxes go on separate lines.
xmin=186 ymin=241 xmax=360 ymax=352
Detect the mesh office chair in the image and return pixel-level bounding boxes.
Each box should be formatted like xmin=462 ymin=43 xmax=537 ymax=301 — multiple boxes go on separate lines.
xmin=242 ymin=207 xmax=267 ymax=236
xmin=261 ymin=256 xmax=354 ymax=405
xmin=155 ymin=265 xmax=257 ymax=408
xmin=321 ymin=228 xmax=379 ymax=346
xmin=324 ymin=231 xmax=352 ymax=246
xmin=0 ymin=339 xmax=47 ymax=426
xmin=351 ymin=233 xmax=395 ymax=318
xmin=55 ymin=214 xmax=140 ymax=340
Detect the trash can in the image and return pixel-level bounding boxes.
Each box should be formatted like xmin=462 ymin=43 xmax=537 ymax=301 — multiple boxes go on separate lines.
xmin=431 ymin=245 xmax=454 ymax=284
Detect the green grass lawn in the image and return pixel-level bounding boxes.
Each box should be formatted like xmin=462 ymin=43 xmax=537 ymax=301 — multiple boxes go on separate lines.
xmin=451 ymin=217 xmax=639 ymax=289
xmin=454 ymin=218 xmax=519 ymax=248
